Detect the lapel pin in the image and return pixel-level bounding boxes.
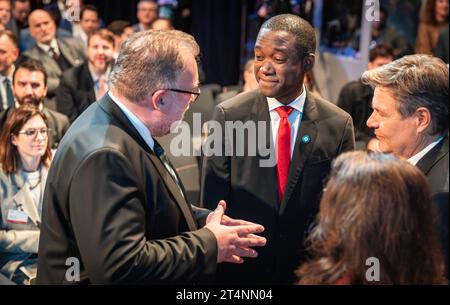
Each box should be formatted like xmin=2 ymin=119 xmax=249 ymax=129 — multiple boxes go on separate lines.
xmin=302 ymin=135 xmax=311 ymax=144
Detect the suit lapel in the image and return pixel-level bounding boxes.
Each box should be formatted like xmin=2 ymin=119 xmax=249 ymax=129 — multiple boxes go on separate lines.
xmin=252 ymin=91 xmax=279 ymax=209
xmin=98 ymin=96 xmax=198 ymax=231
xmin=58 ymin=39 xmax=81 ymax=67
xmin=37 ymin=48 xmax=61 ymax=75
xmin=416 ymin=135 xmax=449 ymax=175
xmin=81 ymin=63 xmax=96 ymax=102
xmin=281 ymin=91 xmax=319 ymax=211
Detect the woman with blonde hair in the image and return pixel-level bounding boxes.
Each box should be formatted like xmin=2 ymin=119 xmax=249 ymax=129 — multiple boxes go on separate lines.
xmin=297 ymin=151 xmax=446 ymax=285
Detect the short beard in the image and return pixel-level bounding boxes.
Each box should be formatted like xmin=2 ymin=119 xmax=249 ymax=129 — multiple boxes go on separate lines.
xmin=17 ymin=97 xmax=43 ymax=107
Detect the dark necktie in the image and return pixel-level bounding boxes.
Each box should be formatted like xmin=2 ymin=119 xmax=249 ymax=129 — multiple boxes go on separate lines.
xmin=49 ymin=46 xmax=59 ymax=60
xmin=153 ymin=140 xmax=186 ymax=200
xmin=275 ymin=106 xmax=294 ymax=204
xmin=3 ymin=78 xmax=15 ymax=108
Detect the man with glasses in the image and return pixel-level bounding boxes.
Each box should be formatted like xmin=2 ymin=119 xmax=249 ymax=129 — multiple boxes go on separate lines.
xmin=37 ymin=30 xmax=266 ymax=285
xmin=133 ymin=0 xmax=158 ymax=32
xmin=0 ymin=58 xmax=69 ymax=150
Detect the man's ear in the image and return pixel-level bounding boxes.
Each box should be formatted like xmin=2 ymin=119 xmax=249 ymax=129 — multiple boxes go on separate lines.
xmin=151 ymin=89 xmax=165 ymax=110
xmin=415 ymin=107 xmax=432 ymax=133
xmin=302 ymin=53 xmax=315 ymax=72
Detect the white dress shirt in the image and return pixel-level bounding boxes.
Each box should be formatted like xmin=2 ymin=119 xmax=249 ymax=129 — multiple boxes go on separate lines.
xmin=108 ymin=91 xmax=155 ymax=150
xmin=408 ymin=136 xmax=445 ymax=165
xmin=37 ymin=39 xmax=60 ymax=57
xmin=89 ymin=64 xmax=111 ymax=99
xmin=267 ymin=85 xmax=307 ymax=157
xmin=0 ymin=67 xmax=15 ymax=110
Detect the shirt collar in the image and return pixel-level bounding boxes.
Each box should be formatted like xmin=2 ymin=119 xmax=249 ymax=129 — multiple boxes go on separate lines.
xmin=108 ymin=91 xmax=154 ymax=150
xmin=37 ymin=39 xmax=58 ymax=55
xmin=0 ymin=65 xmax=14 ymax=81
xmin=89 ymin=64 xmax=112 ymax=83
xmin=267 ymin=85 xmax=307 ymax=113
xmin=408 ymin=136 xmax=445 ymax=165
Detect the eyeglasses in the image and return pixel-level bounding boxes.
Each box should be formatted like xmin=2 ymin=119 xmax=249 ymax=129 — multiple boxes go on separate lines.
xmin=17 ymin=128 xmax=51 ymax=137
xmin=164 ymin=88 xmax=201 ymax=103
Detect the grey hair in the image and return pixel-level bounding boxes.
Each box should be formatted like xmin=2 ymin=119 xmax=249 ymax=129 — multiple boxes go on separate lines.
xmin=110 ymin=30 xmax=200 ymax=103
xmin=362 ymin=54 xmax=449 ymax=135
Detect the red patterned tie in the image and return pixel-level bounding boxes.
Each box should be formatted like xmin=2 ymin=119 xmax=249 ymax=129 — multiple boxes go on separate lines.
xmin=275 ymin=106 xmax=294 ymax=204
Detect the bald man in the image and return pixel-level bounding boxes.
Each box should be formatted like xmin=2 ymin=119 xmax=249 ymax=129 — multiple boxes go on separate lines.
xmin=22 ymin=10 xmax=85 ymax=102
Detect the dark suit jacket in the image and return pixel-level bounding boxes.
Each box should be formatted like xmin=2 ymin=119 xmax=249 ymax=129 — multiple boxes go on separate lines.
xmin=55 ymin=61 xmax=96 ymax=123
xmin=433 ymin=26 xmax=449 ymax=64
xmin=337 ymin=79 xmax=374 ymax=148
xmin=416 ymin=135 xmax=449 ymax=278
xmin=200 ymin=89 xmax=355 ymax=284
xmin=36 ymin=94 xmax=217 ymax=284
xmin=0 ymin=106 xmax=69 ymax=150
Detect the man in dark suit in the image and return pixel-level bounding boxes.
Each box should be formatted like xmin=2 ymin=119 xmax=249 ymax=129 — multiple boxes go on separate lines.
xmin=132 ymin=0 xmax=158 ymax=32
xmin=363 ymin=54 xmax=449 ymax=277
xmin=23 ymin=9 xmax=85 ymax=104
xmin=0 ymin=58 xmax=69 ymax=150
xmin=36 ymin=30 xmax=266 ymax=285
xmin=200 ymin=14 xmax=355 ymax=284
xmin=56 ymin=29 xmax=115 ymax=123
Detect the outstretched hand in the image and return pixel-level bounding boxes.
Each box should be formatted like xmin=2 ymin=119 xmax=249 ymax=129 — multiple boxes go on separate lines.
xmin=205 ymin=200 xmax=267 ymax=264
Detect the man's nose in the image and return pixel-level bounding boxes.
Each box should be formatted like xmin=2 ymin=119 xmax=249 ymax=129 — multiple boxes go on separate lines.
xmin=366 ymin=112 xmax=377 ymax=128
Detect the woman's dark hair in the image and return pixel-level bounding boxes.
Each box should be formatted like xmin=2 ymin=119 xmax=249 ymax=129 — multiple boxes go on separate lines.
xmin=297 ymin=151 xmax=446 ymax=284
xmin=0 ymin=105 xmax=52 ymax=174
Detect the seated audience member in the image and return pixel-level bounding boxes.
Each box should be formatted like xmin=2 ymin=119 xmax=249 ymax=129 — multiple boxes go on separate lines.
xmin=0 ymin=59 xmax=69 ymax=150
xmin=151 ymin=17 xmax=173 ymax=30
xmin=363 ymin=54 xmax=449 ymax=277
xmin=416 ymin=0 xmax=449 ymax=55
xmin=133 ymin=0 xmax=158 ymax=32
xmin=0 ymin=0 xmax=15 ymax=38
xmin=22 ymin=9 xmax=85 ymax=100
xmin=0 ymin=30 xmax=19 ymax=112
xmin=434 ymin=26 xmax=449 ymax=63
xmin=56 ymin=29 xmax=115 ymax=123
xmin=297 ymin=151 xmax=447 ymax=285
xmin=215 ymin=59 xmax=258 ymax=104
xmin=0 ymin=105 xmax=53 ymax=285
xmin=337 ymin=44 xmax=394 ymax=149
xmin=75 ymin=5 xmax=100 ymax=48
xmin=11 ymin=0 xmax=31 ymax=31
xmin=107 ymin=20 xmax=134 ymax=60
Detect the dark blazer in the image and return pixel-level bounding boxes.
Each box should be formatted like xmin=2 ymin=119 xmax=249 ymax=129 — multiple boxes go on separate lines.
xmin=55 ymin=61 xmax=96 ymax=123
xmin=36 ymin=94 xmax=217 ymax=284
xmin=0 ymin=107 xmax=69 ymax=150
xmin=22 ymin=38 xmax=85 ymax=97
xmin=434 ymin=27 xmax=449 ymax=64
xmin=416 ymin=135 xmax=449 ymax=195
xmin=416 ymin=135 xmax=449 ymax=278
xmin=337 ymin=79 xmax=374 ymax=148
xmin=200 ymin=89 xmax=355 ymax=284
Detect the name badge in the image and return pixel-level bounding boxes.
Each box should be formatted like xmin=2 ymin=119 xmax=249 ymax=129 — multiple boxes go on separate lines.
xmin=7 ymin=209 xmax=29 ymax=224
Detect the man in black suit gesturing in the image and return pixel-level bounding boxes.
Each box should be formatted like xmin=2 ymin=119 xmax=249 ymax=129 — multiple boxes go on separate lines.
xmin=36 ymin=30 xmax=266 ymax=284
xmin=201 ymin=14 xmax=355 ymax=284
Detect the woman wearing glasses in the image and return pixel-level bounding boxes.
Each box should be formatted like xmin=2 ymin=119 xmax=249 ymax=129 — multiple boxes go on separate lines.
xmin=0 ymin=105 xmax=52 ymax=285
